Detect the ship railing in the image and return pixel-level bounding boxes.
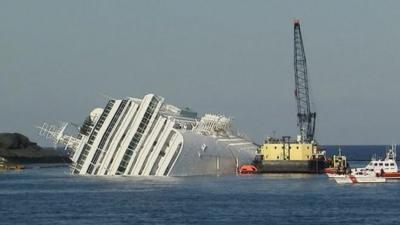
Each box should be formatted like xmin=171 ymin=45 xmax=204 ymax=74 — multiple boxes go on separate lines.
xmin=37 ymin=122 xmax=82 ymax=151
xmin=37 ymin=122 xmax=65 ymax=144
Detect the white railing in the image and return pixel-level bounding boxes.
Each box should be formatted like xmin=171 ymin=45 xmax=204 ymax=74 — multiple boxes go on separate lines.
xmin=37 ymin=122 xmax=81 ymax=151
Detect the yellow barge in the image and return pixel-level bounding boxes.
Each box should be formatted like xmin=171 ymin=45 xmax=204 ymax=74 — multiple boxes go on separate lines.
xmin=254 ymin=136 xmax=326 ymax=173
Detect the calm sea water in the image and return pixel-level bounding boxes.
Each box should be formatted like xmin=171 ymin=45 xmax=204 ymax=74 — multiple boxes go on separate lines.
xmin=1 ymin=147 xmax=399 ymax=225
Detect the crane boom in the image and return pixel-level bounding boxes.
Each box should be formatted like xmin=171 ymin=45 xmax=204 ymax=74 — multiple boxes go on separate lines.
xmin=293 ymin=20 xmax=316 ymax=143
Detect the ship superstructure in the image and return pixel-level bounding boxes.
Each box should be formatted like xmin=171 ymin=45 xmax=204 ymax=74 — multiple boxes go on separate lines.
xmin=38 ymin=93 xmax=257 ymax=176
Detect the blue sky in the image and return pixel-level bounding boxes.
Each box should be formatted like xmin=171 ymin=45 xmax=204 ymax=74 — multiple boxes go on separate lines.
xmin=1 ymin=0 xmax=400 ymax=145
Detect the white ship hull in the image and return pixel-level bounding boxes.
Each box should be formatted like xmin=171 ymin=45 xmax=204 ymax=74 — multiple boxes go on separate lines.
xmin=168 ymin=132 xmax=256 ymax=176
xmin=38 ymin=93 xmax=257 ymax=176
xmin=334 ymin=175 xmax=386 ymax=184
xmin=326 ymin=173 xmax=345 ymax=178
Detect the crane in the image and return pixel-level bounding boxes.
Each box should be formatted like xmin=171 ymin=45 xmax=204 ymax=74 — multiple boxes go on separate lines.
xmin=293 ymin=20 xmax=316 ymax=143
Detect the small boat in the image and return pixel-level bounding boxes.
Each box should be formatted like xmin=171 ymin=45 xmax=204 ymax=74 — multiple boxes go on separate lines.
xmin=0 ymin=157 xmax=24 ymax=171
xmin=326 ymin=173 xmax=346 ymax=178
xmin=333 ymin=170 xmax=386 ymax=184
xmin=352 ymin=144 xmax=400 ymax=179
xmin=324 ymin=147 xmax=349 ymax=175
xmin=238 ymin=164 xmax=258 ymax=174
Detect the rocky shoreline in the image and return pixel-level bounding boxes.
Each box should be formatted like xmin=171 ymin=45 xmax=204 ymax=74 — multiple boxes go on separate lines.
xmin=0 ymin=133 xmax=71 ymax=166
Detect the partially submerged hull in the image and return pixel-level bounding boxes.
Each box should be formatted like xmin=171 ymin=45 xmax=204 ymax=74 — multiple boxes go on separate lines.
xmin=38 ymin=93 xmax=257 ymax=176
xmin=169 ymin=132 xmax=256 ymax=176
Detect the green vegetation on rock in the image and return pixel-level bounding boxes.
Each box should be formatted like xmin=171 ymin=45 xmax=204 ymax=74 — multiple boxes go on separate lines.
xmin=0 ymin=133 xmax=70 ymax=164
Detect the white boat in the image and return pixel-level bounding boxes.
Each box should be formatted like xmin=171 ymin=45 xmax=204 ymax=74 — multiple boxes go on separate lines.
xmin=326 ymin=173 xmax=345 ymax=178
xmin=38 ymin=93 xmax=257 ymax=176
xmin=333 ymin=170 xmax=386 ymax=184
xmin=324 ymin=147 xmax=349 ymax=175
xmin=351 ymin=145 xmax=400 ymax=179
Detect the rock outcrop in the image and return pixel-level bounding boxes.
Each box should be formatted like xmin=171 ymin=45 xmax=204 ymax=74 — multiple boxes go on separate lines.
xmin=0 ymin=133 xmax=70 ymax=164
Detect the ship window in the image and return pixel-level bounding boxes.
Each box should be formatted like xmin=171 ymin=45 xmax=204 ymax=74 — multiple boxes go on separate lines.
xmin=390 ymin=163 xmax=395 ymax=166
xmin=379 ymin=163 xmax=383 ymax=166
xmin=374 ymin=163 xmax=378 ymax=166
xmin=274 ymin=146 xmax=277 ymax=149
xmin=385 ymin=163 xmax=389 ymax=166
xmin=297 ymin=147 xmax=299 ymax=149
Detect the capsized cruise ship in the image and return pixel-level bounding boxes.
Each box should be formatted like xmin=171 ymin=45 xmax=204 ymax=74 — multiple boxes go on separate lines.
xmin=38 ymin=93 xmax=257 ymax=176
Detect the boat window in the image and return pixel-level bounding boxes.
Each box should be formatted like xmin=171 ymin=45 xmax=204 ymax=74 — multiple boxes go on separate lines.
xmin=379 ymin=163 xmax=383 ymax=166
xmin=374 ymin=163 xmax=378 ymax=166
xmin=390 ymin=163 xmax=395 ymax=166
xmin=385 ymin=163 xmax=389 ymax=166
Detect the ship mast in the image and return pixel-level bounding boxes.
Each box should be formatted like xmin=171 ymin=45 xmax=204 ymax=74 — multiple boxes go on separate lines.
xmin=293 ymin=20 xmax=316 ymax=143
